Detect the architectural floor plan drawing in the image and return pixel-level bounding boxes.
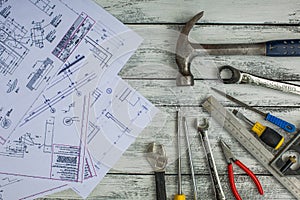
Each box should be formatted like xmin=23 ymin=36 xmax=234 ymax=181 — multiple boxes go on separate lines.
xmin=0 ymin=0 xmax=143 ymax=145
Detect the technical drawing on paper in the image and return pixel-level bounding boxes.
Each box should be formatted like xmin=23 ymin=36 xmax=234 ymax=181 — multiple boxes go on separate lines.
xmin=0 ymin=132 xmax=42 ymax=158
xmin=0 ymin=0 xmax=144 ymax=197
xmin=43 ymin=116 xmax=54 ymax=153
xmin=91 ymin=87 xmax=102 ymax=107
xmin=63 ymin=116 xmax=79 ymax=126
xmin=22 ymin=40 xmax=113 ymax=125
xmin=31 ymin=19 xmax=58 ymax=48
xmin=92 ymin=21 xmax=125 ymax=50
xmin=87 ymin=121 xmax=100 ymax=144
xmin=90 ymin=77 xmax=157 ymax=142
xmin=0 ymin=93 xmax=90 ymax=182
xmin=87 ymin=77 xmax=159 ymax=170
xmin=61 ymin=102 xmax=75 ymax=113
xmin=0 ymin=0 xmax=8 ymax=8
xmin=6 ymin=78 xmax=18 ymax=93
xmin=22 ymin=68 xmax=97 ymax=124
xmin=52 ymin=12 xmax=95 ymax=62
xmin=0 ymin=5 xmax=11 ymax=18
xmin=31 ymin=20 xmax=45 ymax=48
xmin=0 ymin=17 xmax=29 ymax=76
xmin=0 ymin=176 xmax=21 ymax=188
xmin=29 ymin=0 xmax=55 ymax=16
xmin=26 ymin=57 xmax=54 ymax=91
xmin=104 ymin=112 xmax=131 ymax=134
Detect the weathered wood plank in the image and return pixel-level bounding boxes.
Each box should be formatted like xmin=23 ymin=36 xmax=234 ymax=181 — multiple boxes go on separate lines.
xmin=123 ymin=79 xmax=300 ymax=107
xmin=41 ymin=174 xmax=296 ymax=200
xmin=93 ymin=0 xmax=300 ymax=24
xmin=120 ymin=25 xmax=300 ymax=80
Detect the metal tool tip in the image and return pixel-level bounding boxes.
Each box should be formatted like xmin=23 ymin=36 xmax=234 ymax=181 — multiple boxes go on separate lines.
xmin=219 ymin=139 xmax=227 ymax=148
xmin=195 ymin=118 xmax=209 ymax=131
xmin=232 ymin=109 xmax=238 ymax=115
xmin=211 ymin=87 xmax=226 ymax=95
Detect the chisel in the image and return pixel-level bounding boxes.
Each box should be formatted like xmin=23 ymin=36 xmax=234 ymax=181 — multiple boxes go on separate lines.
xmin=211 ymin=87 xmax=296 ymax=133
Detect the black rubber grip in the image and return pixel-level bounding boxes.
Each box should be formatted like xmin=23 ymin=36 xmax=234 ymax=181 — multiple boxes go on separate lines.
xmin=155 ymin=171 xmax=166 ymax=200
xmin=259 ymin=127 xmax=283 ymax=149
xmin=266 ymin=39 xmax=300 ymax=56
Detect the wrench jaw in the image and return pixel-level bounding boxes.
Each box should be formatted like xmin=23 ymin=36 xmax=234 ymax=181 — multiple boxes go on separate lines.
xmin=218 ymin=65 xmax=243 ymax=84
xmin=196 ymin=118 xmax=209 ymax=134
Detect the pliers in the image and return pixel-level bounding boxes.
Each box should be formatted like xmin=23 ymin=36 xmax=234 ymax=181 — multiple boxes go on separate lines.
xmin=220 ymin=140 xmax=264 ymax=200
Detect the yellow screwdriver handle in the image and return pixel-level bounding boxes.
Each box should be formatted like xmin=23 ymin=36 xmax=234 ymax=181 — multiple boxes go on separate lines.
xmin=174 ymin=194 xmax=186 ymax=200
xmin=251 ymin=122 xmax=266 ymax=137
xmin=251 ymin=122 xmax=284 ymax=150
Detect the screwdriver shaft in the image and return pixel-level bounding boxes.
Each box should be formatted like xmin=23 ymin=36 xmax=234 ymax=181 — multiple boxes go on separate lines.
xmin=211 ymin=87 xmax=296 ymax=133
xmin=211 ymin=87 xmax=265 ymax=116
xmin=183 ymin=117 xmax=197 ymax=200
xmin=177 ymin=111 xmax=183 ymax=195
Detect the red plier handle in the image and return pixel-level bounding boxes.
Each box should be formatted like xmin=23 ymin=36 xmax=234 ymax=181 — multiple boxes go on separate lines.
xmin=228 ymin=160 xmax=264 ymax=200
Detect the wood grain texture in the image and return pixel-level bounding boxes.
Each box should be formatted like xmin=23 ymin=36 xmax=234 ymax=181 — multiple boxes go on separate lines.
xmin=93 ymin=0 xmax=300 ymax=24
xmin=120 ymin=25 xmax=300 ymax=80
xmin=40 ymin=0 xmax=300 ymax=199
xmin=44 ymin=174 xmax=296 ymax=200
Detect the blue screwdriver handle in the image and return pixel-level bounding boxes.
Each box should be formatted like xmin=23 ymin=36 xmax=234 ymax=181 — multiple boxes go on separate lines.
xmin=265 ymin=113 xmax=296 ymax=133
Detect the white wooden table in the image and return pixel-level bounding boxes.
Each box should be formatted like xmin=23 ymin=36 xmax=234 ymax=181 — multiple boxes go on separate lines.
xmin=42 ymin=1 xmax=300 ymax=199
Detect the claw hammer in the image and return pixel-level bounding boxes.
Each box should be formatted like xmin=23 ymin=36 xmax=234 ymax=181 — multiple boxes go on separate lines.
xmin=176 ymin=11 xmax=300 ymax=86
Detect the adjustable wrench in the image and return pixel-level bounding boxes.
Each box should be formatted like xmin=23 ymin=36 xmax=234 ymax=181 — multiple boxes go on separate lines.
xmin=196 ymin=118 xmax=226 ymax=200
xmin=218 ymin=65 xmax=300 ymax=96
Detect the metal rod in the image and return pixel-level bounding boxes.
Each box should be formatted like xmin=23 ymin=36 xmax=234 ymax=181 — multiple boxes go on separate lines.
xmin=177 ymin=111 xmax=182 ymax=195
xmin=183 ymin=116 xmax=197 ymax=200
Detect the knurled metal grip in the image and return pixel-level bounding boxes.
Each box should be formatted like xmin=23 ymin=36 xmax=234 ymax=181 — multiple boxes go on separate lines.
xmin=266 ymin=39 xmax=300 ymax=56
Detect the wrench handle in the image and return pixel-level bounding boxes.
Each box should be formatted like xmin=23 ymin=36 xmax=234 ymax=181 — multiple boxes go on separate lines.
xmin=155 ymin=171 xmax=167 ymax=200
xmin=265 ymin=113 xmax=296 ymax=133
xmin=244 ymin=73 xmax=300 ymax=96
xmin=200 ymin=131 xmax=226 ymax=200
xmin=266 ymin=39 xmax=300 ymax=56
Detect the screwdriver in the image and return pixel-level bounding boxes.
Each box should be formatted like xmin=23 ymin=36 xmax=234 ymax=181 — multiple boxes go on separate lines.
xmin=174 ymin=111 xmax=186 ymax=200
xmin=211 ymin=87 xmax=296 ymax=133
xmin=233 ymin=109 xmax=284 ymax=150
xmin=183 ymin=116 xmax=197 ymax=200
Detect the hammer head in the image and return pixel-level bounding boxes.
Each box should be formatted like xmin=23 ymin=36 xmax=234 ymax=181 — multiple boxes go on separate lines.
xmin=176 ymin=11 xmax=204 ymax=86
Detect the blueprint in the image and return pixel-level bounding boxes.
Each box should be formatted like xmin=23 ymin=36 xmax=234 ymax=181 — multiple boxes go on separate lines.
xmin=0 ymin=175 xmax=68 ymax=200
xmin=0 ymin=71 xmax=158 ymax=200
xmin=0 ymin=0 xmax=158 ymax=199
xmin=0 ymin=49 xmax=141 ymax=182
xmin=0 ymin=0 xmax=142 ymax=144
xmin=72 ymin=75 xmax=159 ymax=198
